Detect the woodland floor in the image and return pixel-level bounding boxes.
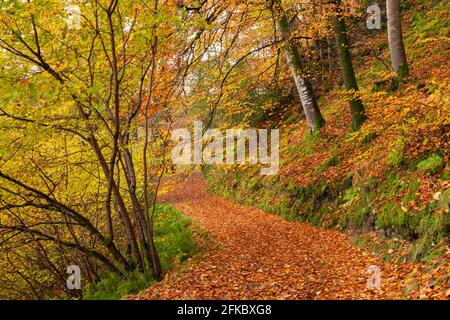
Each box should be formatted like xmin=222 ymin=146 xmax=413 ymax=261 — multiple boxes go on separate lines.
xmin=130 ymin=173 xmax=447 ymax=300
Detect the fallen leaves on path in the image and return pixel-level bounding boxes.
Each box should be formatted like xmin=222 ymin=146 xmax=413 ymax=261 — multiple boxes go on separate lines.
xmin=132 ymin=174 xmax=449 ymax=300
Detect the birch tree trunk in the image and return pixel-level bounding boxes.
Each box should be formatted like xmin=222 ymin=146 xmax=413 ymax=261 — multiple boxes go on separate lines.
xmin=387 ymin=0 xmax=409 ymax=78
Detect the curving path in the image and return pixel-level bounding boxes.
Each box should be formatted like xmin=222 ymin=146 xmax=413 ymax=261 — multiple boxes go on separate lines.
xmin=134 ymin=174 xmax=415 ymax=300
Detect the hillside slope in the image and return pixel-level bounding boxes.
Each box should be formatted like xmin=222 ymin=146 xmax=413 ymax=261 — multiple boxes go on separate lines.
xmin=203 ymin=0 xmax=449 ymax=298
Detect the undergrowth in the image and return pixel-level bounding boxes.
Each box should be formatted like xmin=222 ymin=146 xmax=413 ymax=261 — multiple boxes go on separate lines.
xmin=82 ymin=204 xmax=199 ymax=300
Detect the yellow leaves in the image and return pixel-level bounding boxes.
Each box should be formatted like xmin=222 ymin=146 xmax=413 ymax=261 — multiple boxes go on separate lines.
xmin=336 ymin=87 xmax=362 ymax=103
xmin=415 ymin=36 xmax=450 ymax=45
xmin=378 ymin=70 xmax=397 ymax=81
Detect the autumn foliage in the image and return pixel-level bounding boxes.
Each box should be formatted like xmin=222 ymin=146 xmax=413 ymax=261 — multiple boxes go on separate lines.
xmin=0 ymin=0 xmax=448 ymax=300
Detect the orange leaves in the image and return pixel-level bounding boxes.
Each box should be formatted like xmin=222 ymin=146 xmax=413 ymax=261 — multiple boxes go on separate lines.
xmin=131 ymin=174 xmax=449 ymax=300
xmin=19 ymin=79 xmax=31 ymax=86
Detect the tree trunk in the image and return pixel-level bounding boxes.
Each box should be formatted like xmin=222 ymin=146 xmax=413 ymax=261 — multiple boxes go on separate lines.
xmin=332 ymin=0 xmax=367 ymax=131
xmin=271 ymin=0 xmax=325 ymax=133
xmin=387 ymin=0 xmax=409 ymax=81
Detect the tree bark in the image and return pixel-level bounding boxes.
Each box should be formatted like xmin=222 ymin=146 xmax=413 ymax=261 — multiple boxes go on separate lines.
xmin=387 ymin=0 xmax=409 ymax=78
xmin=270 ymin=0 xmax=325 ymax=133
xmin=332 ymin=0 xmax=367 ymax=131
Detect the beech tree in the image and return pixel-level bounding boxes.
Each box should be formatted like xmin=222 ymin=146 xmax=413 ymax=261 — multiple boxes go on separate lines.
xmin=269 ymin=0 xmax=325 ymax=133
xmin=387 ymin=0 xmax=409 ymax=88
xmin=331 ymin=0 xmax=367 ymax=131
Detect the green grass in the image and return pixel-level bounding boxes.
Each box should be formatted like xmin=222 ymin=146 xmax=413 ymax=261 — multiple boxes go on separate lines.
xmin=82 ymin=271 xmax=149 ymax=300
xmin=82 ymin=204 xmax=198 ymax=300
xmin=416 ymin=153 xmax=444 ymax=174
xmin=154 ymin=204 xmax=197 ymax=271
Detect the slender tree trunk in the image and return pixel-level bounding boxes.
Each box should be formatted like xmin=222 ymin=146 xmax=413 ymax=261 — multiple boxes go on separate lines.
xmin=326 ymin=37 xmax=334 ymax=72
xmin=143 ymin=8 xmax=163 ymax=280
xmin=270 ymin=0 xmax=325 ymax=133
xmin=88 ymin=134 xmax=144 ymax=272
xmin=387 ymin=0 xmax=409 ymax=90
xmin=332 ymin=0 xmax=367 ymax=131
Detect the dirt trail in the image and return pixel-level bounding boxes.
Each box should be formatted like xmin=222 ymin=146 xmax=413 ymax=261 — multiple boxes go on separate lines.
xmin=135 ymin=174 xmax=413 ymax=300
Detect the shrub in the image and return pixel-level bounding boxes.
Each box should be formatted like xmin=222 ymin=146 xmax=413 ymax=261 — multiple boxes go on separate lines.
xmin=83 ymin=204 xmax=197 ymax=300
xmin=83 ymin=271 xmax=149 ymax=300
xmin=417 ymin=154 xmax=443 ymax=174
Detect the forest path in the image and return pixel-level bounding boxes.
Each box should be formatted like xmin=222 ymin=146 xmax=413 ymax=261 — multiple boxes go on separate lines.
xmin=135 ymin=173 xmax=411 ymax=299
